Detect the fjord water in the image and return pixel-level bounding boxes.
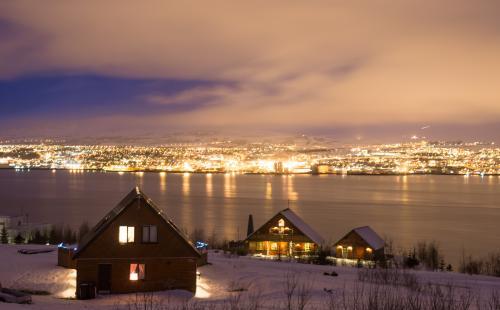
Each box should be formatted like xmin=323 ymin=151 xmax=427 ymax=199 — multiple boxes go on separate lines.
xmin=0 ymin=170 xmax=498 ymax=266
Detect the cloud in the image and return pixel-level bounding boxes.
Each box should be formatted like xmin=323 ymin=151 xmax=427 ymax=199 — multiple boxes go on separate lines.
xmin=0 ymin=1 xmax=499 ymax=137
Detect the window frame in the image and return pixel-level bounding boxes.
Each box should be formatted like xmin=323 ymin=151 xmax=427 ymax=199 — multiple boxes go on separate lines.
xmin=119 ymin=225 xmax=135 ymax=244
xmin=141 ymin=225 xmax=158 ymax=244
xmin=129 ymin=263 xmax=146 ymax=281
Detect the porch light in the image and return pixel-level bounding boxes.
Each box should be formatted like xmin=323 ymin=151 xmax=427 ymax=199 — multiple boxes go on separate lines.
xmin=366 ymin=247 xmax=372 ymax=253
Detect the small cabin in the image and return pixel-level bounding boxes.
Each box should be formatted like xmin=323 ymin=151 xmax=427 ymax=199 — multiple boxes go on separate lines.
xmin=245 ymin=208 xmax=324 ymax=258
xmin=72 ymin=187 xmax=200 ymax=298
xmin=334 ymin=226 xmax=384 ymax=261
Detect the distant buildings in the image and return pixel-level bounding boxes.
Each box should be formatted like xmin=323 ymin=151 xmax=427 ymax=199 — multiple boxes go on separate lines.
xmin=0 ymin=140 xmax=497 ymax=175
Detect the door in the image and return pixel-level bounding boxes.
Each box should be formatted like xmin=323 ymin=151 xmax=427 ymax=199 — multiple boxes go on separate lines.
xmin=97 ymin=264 xmax=112 ymax=293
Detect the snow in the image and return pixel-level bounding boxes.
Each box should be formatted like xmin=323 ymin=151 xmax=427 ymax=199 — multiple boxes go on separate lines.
xmin=1 ymin=245 xmax=500 ymax=309
xmin=352 ymin=226 xmax=385 ymax=250
xmin=280 ymin=209 xmax=325 ymax=245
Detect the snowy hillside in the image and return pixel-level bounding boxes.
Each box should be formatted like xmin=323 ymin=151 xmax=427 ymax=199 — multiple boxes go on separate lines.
xmin=0 ymin=244 xmax=499 ymax=309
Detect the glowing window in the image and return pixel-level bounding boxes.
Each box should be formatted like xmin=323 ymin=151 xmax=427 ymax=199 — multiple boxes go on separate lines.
xmin=278 ymin=219 xmax=285 ymax=227
xmin=119 ymin=226 xmax=135 ymax=244
xmin=271 ymin=242 xmax=278 ymax=250
xmin=142 ymin=225 xmax=158 ymax=243
xmin=130 ymin=263 xmax=145 ymax=281
xmin=304 ymin=243 xmax=311 ymax=251
xmin=256 ymin=242 xmax=264 ymax=251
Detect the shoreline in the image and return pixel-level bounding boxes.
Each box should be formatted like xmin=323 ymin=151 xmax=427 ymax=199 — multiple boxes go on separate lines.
xmin=0 ymin=167 xmax=498 ymax=176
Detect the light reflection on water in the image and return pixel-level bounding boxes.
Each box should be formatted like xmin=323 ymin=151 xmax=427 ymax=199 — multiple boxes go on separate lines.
xmin=0 ymin=170 xmax=499 ymax=266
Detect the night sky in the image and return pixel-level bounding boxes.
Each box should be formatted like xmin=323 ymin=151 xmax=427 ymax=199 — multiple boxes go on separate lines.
xmin=1 ymin=1 xmax=499 ymax=141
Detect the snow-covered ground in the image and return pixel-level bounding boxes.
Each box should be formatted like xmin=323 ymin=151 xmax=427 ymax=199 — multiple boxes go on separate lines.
xmin=1 ymin=244 xmax=499 ymax=309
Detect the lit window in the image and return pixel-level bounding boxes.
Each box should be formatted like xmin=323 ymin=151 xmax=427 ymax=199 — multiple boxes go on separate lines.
xmin=304 ymin=243 xmax=311 ymax=251
xmin=130 ymin=263 xmax=145 ymax=281
xmin=142 ymin=225 xmax=158 ymax=243
xmin=256 ymin=242 xmax=264 ymax=251
xmin=271 ymin=242 xmax=278 ymax=250
xmin=278 ymin=219 xmax=285 ymax=227
xmin=119 ymin=226 xmax=135 ymax=244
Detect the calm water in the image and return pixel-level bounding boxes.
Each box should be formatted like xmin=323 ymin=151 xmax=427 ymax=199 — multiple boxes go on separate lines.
xmin=0 ymin=170 xmax=499 ymax=265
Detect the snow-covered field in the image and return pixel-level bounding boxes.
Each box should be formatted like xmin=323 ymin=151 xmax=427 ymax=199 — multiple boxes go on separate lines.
xmin=1 ymin=244 xmax=499 ymax=309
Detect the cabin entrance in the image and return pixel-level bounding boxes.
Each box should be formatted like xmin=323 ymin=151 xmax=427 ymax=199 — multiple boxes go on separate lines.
xmin=97 ymin=264 xmax=112 ymax=293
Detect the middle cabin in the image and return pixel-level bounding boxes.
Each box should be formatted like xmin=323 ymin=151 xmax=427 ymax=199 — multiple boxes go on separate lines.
xmin=245 ymin=208 xmax=324 ymax=258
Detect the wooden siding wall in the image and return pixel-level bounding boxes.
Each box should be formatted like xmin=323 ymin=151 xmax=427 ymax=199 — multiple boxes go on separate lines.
xmin=58 ymin=247 xmax=77 ymax=269
xmin=334 ymin=231 xmax=384 ymax=260
xmin=77 ymin=258 xmax=197 ymax=293
xmin=76 ymin=198 xmax=199 ymax=294
xmin=77 ymin=198 xmax=197 ymax=260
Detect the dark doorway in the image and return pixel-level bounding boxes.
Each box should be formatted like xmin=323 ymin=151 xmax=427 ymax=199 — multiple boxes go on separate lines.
xmin=97 ymin=264 xmax=112 ymax=292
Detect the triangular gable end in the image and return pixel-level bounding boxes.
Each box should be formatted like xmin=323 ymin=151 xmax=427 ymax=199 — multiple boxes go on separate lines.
xmin=73 ymin=187 xmax=200 ymax=259
xmin=246 ymin=208 xmax=325 ymax=245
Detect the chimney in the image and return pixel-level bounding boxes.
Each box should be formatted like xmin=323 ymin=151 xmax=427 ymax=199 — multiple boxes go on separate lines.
xmin=247 ymin=214 xmax=254 ymax=237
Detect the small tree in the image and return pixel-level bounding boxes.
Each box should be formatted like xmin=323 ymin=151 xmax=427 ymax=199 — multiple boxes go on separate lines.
xmin=48 ymin=225 xmax=63 ymax=244
xmin=1 ymin=226 xmax=9 ymax=244
xmin=78 ymin=221 xmax=90 ymax=242
xmin=63 ymin=225 xmax=77 ymax=244
xmin=14 ymin=233 xmax=24 ymax=244
xmin=29 ymin=229 xmax=46 ymax=244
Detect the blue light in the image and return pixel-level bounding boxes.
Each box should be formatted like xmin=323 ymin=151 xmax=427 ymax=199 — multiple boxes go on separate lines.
xmin=195 ymin=241 xmax=208 ymax=249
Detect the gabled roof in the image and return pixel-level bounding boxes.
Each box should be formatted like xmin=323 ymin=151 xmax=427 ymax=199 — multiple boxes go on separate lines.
xmin=73 ymin=187 xmax=200 ymax=258
xmin=344 ymin=226 xmax=385 ymax=250
xmin=246 ymin=208 xmax=325 ymax=245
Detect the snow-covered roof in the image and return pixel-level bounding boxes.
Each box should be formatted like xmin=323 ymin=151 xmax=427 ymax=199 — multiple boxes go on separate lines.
xmin=245 ymin=208 xmax=325 ymax=245
xmin=277 ymin=208 xmax=325 ymax=245
xmin=352 ymin=226 xmax=384 ymax=250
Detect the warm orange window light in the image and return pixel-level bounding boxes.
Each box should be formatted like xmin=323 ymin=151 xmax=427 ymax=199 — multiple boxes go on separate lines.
xmin=130 ymin=263 xmax=145 ymax=281
xmin=278 ymin=219 xmax=285 ymax=227
xmin=119 ymin=226 xmax=135 ymax=244
xmin=366 ymin=247 xmax=373 ymax=253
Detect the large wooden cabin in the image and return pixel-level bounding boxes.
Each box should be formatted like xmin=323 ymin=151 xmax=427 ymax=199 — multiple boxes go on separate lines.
xmin=72 ymin=187 xmax=200 ymax=298
xmin=245 ymin=208 xmax=324 ymax=258
xmin=334 ymin=226 xmax=384 ymax=261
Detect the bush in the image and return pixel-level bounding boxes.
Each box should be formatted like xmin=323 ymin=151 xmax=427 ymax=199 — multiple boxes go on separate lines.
xmin=460 ymin=252 xmax=500 ymax=277
xmin=14 ymin=233 xmax=24 ymax=244
xmin=0 ymin=226 xmax=8 ymax=244
xmin=404 ymin=249 xmax=420 ymax=269
xmin=416 ymin=241 xmax=443 ymax=270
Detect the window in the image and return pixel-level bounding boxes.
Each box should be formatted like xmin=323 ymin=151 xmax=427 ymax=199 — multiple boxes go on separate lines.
xmin=304 ymin=243 xmax=311 ymax=252
xmin=278 ymin=219 xmax=285 ymax=227
xmin=130 ymin=263 xmax=145 ymax=281
xmin=271 ymin=242 xmax=278 ymax=250
xmin=119 ymin=226 xmax=135 ymax=244
xmin=142 ymin=225 xmax=158 ymax=243
xmin=256 ymin=242 xmax=264 ymax=251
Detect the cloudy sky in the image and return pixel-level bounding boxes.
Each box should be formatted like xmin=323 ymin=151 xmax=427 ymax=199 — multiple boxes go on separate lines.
xmin=1 ymin=1 xmax=499 ymax=141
